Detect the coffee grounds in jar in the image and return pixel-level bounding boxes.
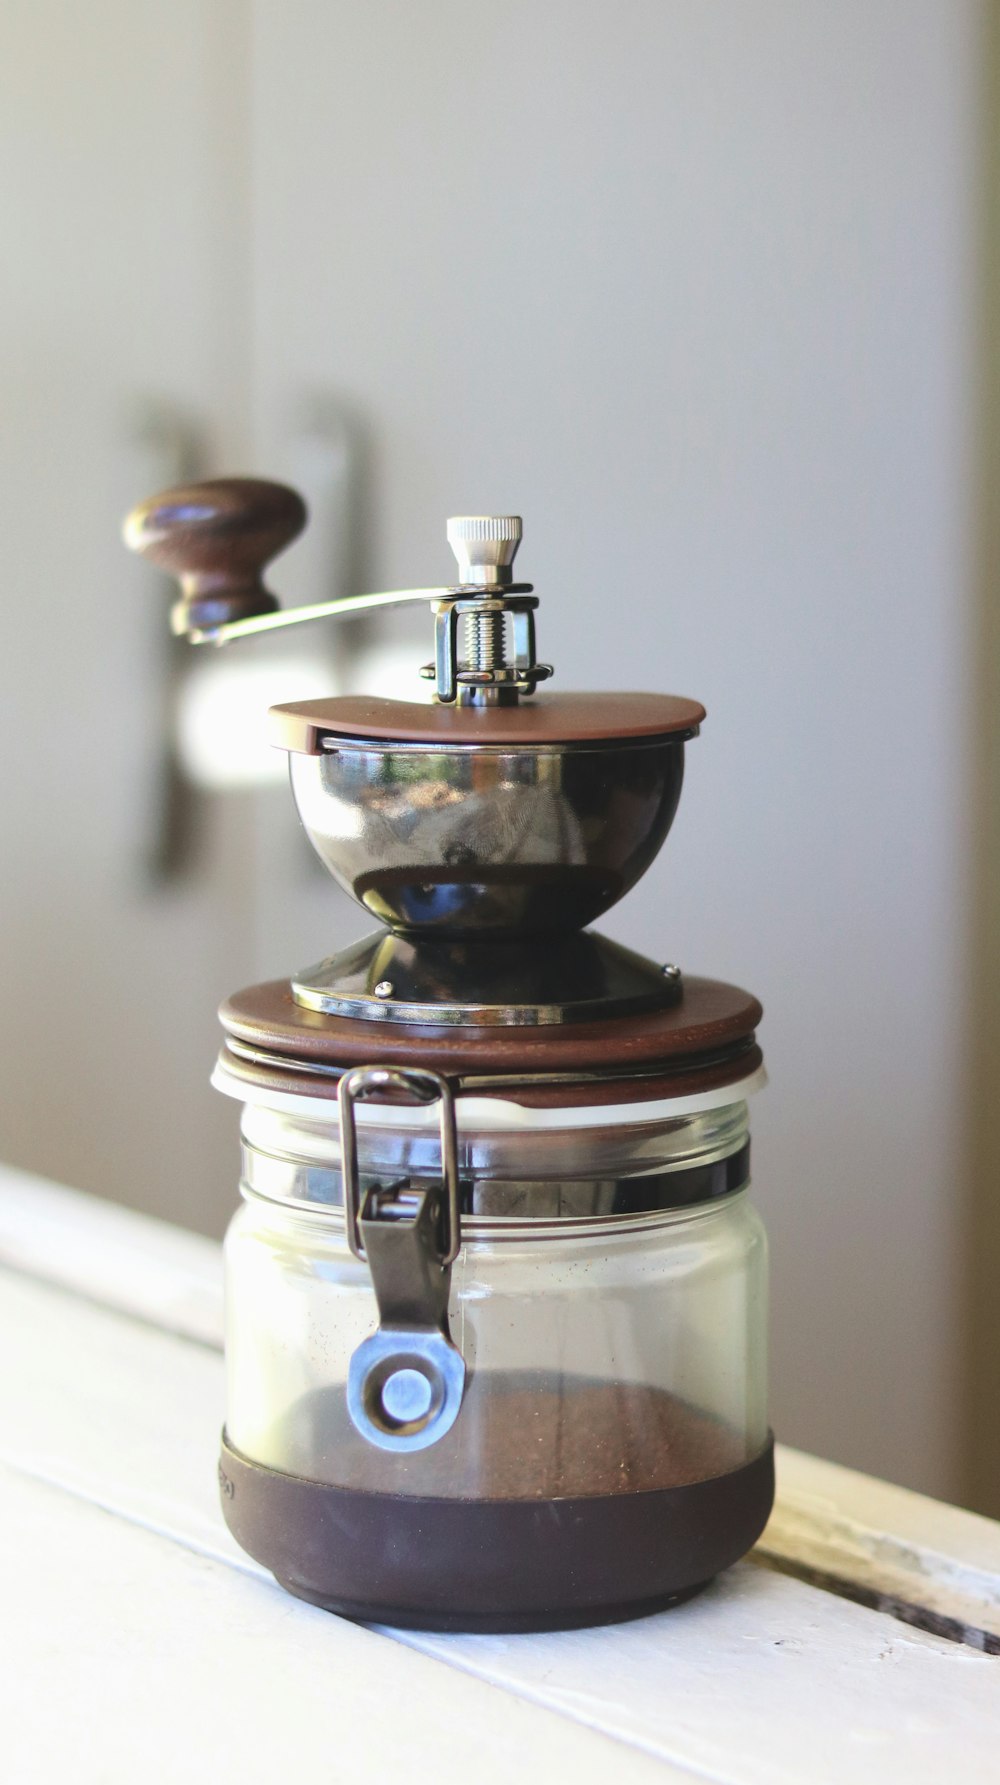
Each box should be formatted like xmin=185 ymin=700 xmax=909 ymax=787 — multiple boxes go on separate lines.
xmin=270 ymin=1371 xmax=748 ymax=1499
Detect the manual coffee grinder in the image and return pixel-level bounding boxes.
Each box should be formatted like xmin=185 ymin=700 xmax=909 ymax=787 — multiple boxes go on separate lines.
xmin=126 ymin=479 xmax=773 ymax=1631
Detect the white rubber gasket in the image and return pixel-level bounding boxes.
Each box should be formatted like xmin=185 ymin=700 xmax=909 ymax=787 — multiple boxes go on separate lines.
xmin=211 ymin=1057 xmax=766 ymax=1132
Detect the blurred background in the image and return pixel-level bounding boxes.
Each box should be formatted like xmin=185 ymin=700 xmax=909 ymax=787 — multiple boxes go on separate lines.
xmin=2 ymin=0 xmax=999 ymax=1514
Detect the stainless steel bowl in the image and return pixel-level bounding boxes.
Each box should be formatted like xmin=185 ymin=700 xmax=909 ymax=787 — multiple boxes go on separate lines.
xmin=289 ymin=737 xmax=687 ymax=938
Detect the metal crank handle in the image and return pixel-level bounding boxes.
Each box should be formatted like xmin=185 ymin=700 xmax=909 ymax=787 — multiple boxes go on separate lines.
xmin=187 ymin=584 xmax=454 ymax=646
xmin=124 ymin=479 xmax=545 ymax=705
xmin=123 ymin=475 xmax=454 ymax=644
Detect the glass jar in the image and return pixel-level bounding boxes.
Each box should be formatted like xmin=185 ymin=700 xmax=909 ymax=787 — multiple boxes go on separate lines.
xmin=216 ymin=1075 xmax=773 ymax=1629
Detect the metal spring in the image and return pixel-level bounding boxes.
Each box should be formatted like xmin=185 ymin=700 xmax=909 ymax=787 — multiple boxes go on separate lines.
xmin=464 ymin=606 xmax=506 ymax=672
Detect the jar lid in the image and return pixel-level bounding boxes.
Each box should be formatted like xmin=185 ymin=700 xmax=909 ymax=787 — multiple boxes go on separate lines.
xmin=268 ymin=691 xmax=705 ymax=755
xmin=217 ymin=974 xmax=762 ymax=1112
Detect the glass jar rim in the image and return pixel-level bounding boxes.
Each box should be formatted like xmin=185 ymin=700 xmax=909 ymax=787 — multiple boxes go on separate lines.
xmin=236 ymin=1173 xmax=753 ymax=1241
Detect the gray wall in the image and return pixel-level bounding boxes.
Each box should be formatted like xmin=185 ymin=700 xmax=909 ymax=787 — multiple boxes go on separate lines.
xmin=252 ymin=1 xmax=979 ymax=1496
xmin=0 ymin=0 xmax=254 ymax=1234
xmin=0 ymin=0 xmax=984 ymax=1501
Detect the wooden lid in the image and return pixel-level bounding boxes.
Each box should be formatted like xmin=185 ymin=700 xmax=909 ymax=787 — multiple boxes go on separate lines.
xmin=268 ymin=691 xmax=705 ymax=754
xmin=218 ymin=974 xmax=761 ymax=1107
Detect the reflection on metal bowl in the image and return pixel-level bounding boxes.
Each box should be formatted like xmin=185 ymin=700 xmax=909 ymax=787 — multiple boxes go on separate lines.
xmin=289 ymin=737 xmax=687 ymax=938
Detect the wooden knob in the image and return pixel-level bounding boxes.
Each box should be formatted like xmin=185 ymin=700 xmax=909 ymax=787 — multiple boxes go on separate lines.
xmin=123 ymin=477 xmax=307 ymax=637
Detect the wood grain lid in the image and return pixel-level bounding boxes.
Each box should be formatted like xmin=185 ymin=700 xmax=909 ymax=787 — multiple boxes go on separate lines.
xmin=218 ymin=974 xmax=761 ymax=1108
xmin=268 ymin=691 xmax=706 ymax=754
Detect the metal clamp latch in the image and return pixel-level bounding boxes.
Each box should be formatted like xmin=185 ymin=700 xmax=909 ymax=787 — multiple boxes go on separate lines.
xmin=337 ymin=1066 xmax=465 ymax=1452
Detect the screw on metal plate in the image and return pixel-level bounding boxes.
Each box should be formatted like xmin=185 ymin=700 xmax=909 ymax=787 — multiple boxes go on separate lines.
xmin=373 ymin=980 xmax=394 ymax=999
xmin=337 ymin=1065 xmax=465 ymax=1452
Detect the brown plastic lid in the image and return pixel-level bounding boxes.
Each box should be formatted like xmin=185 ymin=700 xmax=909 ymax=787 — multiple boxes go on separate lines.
xmin=268 ymin=691 xmax=705 ymax=755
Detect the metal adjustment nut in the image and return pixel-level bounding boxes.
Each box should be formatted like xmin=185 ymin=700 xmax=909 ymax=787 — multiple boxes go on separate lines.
xmin=448 ymin=516 xmax=521 ymax=696
xmin=431 ymin=515 xmax=550 ymax=706
xmin=445 ymin=515 xmax=522 ymax=588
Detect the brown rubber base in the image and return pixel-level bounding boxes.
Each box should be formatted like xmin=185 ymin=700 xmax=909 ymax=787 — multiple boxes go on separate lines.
xmin=219 ymin=1431 xmax=775 ymax=1633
